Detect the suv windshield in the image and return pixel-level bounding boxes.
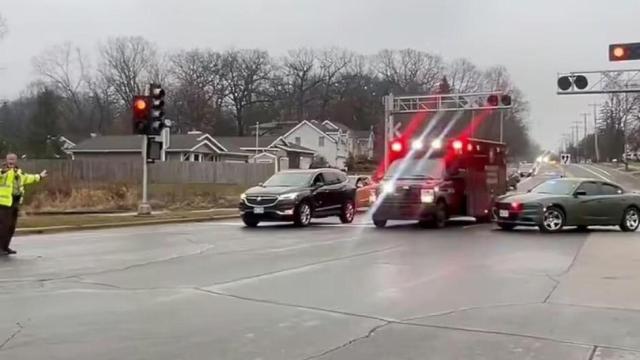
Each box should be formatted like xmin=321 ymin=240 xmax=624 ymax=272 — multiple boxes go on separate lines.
xmin=263 ymin=172 xmax=312 ymax=187
xmin=531 ymin=179 xmax=579 ymax=195
xmin=384 ymin=159 xmax=445 ymax=180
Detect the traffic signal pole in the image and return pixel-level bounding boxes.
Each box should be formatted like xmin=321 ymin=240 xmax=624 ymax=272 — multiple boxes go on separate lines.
xmin=138 ymin=134 xmax=152 ymax=215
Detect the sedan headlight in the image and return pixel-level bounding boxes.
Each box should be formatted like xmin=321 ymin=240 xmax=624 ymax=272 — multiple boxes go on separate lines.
xmin=278 ymin=192 xmax=299 ymax=200
xmin=420 ymin=189 xmax=435 ymax=203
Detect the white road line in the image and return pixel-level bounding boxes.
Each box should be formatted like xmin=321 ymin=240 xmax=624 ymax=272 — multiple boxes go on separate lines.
xmin=574 ymin=164 xmax=612 ymax=182
xmin=587 ymin=165 xmax=611 ymax=176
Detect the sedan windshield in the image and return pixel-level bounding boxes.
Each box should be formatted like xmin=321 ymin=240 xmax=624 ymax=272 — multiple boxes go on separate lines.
xmin=263 ymin=172 xmax=312 ymax=187
xmin=531 ymin=179 xmax=579 ymax=195
xmin=384 ymin=159 xmax=445 ymax=180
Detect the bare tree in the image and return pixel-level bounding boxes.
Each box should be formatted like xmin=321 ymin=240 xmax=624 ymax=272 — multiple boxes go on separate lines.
xmin=223 ymin=49 xmax=273 ymax=136
xmin=170 ymin=49 xmax=227 ymax=132
xmin=447 ymin=58 xmax=482 ymax=93
xmin=282 ymin=48 xmax=322 ymax=120
xmin=32 ymin=43 xmax=90 ymax=120
xmin=0 ymin=13 xmax=7 ymax=40
xmin=98 ymin=36 xmax=158 ymax=105
xmin=374 ymin=49 xmax=444 ymax=94
xmin=316 ymin=48 xmax=354 ymax=118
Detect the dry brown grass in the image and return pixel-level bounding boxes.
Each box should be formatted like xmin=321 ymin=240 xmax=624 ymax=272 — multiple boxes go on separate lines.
xmin=23 ymin=182 xmax=243 ymax=212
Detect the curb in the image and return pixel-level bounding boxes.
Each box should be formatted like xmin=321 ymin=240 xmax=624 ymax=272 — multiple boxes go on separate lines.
xmin=16 ymin=214 xmax=239 ymax=236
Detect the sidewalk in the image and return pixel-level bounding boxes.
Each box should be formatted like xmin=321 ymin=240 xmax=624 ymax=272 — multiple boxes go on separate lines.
xmin=16 ymin=208 xmax=239 ymax=235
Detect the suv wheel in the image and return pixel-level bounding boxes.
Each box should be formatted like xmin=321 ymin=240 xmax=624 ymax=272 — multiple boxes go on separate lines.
xmin=242 ymin=214 xmax=260 ymax=228
xmin=620 ymin=207 xmax=640 ymax=232
xmin=294 ymin=202 xmax=312 ymax=227
xmin=339 ymin=200 xmax=355 ymax=224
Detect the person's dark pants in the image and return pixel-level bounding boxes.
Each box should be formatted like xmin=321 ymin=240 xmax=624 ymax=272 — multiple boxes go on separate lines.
xmin=0 ymin=196 xmax=20 ymax=251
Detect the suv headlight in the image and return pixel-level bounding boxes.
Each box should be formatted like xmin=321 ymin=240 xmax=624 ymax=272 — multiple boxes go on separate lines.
xmin=420 ymin=189 xmax=435 ymax=203
xmin=240 ymin=193 xmax=246 ymax=200
xmin=278 ymin=192 xmax=299 ymax=200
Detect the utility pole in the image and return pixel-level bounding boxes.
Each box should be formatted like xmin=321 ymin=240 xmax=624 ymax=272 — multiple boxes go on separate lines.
xmin=581 ymin=113 xmax=590 ymax=161
xmin=573 ymin=121 xmax=582 ymax=162
xmin=589 ymin=103 xmax=600 ymax=162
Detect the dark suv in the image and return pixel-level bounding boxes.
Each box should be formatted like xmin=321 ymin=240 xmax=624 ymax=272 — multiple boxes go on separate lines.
xmin=239 ymin=169 xmax=357 ymax=227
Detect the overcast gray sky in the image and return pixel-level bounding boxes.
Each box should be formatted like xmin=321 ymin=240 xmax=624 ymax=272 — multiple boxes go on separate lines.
xmin=1 ymin=0 xmax=639 ymax=149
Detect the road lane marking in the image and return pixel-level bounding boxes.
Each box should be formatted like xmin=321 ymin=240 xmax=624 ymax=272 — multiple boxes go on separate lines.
xmin=587 ymin=165 xmax=611 ymax=176
xmin=575 ymin=164 xmax=612 ymax=182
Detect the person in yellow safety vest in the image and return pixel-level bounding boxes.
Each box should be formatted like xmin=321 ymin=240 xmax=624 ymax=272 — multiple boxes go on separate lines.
xmin=0 ymin=153 xmax=47 ymax=255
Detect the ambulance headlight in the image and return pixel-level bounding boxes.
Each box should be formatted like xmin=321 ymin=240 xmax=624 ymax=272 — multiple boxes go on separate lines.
xmin=382 ymin=182 xmax=395 ymax=194
xmin=420 ymin=189 xmax=435 ymax=203
xmin=430 ymin=139 xmax=442 ymax=149
xmin=411 ymin=140 xmax=424 ymax=150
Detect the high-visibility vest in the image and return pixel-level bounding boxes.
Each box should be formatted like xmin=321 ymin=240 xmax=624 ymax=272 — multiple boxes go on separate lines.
xmin=0 ymin=168 xmax=41 ymax=207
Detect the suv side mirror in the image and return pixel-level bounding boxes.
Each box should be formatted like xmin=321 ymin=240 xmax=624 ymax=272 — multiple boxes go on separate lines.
xmin=575 ymin=190 xmax=587 ymax=197
xmin=314 ymin=181 xmax=325 ymax=188
xmin=258 ymin=182 xmax=264 ymax=187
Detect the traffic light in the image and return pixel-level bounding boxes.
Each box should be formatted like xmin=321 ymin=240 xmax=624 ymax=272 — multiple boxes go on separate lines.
xmin=132 ymin=95 xmax=150 ymax=134
xmin=148 ymin=84 xmax=166 ymax=135
xmin=486 ymin=94 xmax=511 ymax=107
xmin=557 ymin=75 xmax=589 ymax=92
xmin=609 ymin=42 xmax=640 ymax=61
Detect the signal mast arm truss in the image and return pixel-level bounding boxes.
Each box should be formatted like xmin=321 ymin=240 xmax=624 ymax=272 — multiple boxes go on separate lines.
xmin=557 ymin=69 xmax=640 ymax=95
xmin=388 ymin=91 xmax=512 ymax=114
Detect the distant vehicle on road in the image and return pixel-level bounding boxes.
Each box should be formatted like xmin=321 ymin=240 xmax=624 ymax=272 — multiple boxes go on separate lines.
xmin=540 ymin=171 xmax=564 ymax=179
xmin=493 ymin=178 xmax=640 ymax=233
xmin=518 ymin=163 xmax=535 ymax=177
xmin=348 ymin=175 xmax=376 ymax=209
xmin=239 ymin=169 xmax=356 ymax=227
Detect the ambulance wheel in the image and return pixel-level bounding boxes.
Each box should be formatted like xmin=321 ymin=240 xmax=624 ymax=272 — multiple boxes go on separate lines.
xmin=475 ymin=214 xmax=491 ymax=223
xmin=433 ymin=201 xmax=448 ymax=228
xmin=373 ymin=219 xmax=387 ymax=228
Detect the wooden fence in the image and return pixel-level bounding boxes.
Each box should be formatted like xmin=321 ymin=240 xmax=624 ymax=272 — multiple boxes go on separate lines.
xmin=18 ymin=160 xmax=274 ymax=187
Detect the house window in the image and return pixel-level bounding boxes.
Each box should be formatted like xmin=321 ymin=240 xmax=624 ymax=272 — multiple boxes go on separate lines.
xmin=193 ymin=153 xmax=202 ymax=162
xmin=318 ymin=136 xmax=325 ymax=147
xmin=181 ymin=153 xmax=190 ymax=162
xmin=295 ymin=137 xmax=301 ymax=145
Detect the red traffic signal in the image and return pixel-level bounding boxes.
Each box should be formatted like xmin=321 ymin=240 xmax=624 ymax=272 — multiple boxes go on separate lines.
xmin=132 ymin=95 xmax=150 ymax=134
xmin=609 ymin=43 xmax=640 ymax=61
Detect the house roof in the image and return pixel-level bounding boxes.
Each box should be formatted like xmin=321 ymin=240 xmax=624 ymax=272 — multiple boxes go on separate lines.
xmin=71 ymin=135 xmax=145 ymax=152
xmin=215 ymin=136 xmax=280 ymax=150
xmin=322 ymin=120 xmax=352 ymax=133
xmin=70 ymin=134 xmax=251 ymax=156
xmin=283 ymin=120 xmax=338 ymax=143
xmin=353 ymin=130 xmax=372 ymax=139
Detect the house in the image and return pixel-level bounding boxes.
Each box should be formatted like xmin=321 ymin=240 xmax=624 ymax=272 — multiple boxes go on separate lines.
xmin=275 ymin=120 xmax=348 ymax=168
xmin=69 ymin=132 xmax=252 ymax=163
xmin=215 ymin=136 xmax=316 ymax=171
xmin=352 ymin=128 xmax=375 ymax=159
xmin=248 ymin=120 xmax=376 ymax=168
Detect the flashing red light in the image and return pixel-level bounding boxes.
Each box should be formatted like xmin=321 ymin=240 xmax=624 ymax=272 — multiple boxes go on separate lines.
xmin=391 ymin=140 xmax=403 ymax=153
xmin=452 ymin=140 xmax=463 ymax=150
xmin=134 ymin=99 xmax=147 ymax=111
xmin=467 ymin=143 xmax=473 ymax=152
xmin=612 ymin=46 xmax=627 ymax=60
xmin=511 ymin=202 xmax=522 ymax=211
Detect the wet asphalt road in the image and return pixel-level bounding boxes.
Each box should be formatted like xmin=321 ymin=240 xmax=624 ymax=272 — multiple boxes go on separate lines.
xmin=1 ymin=165 xmax=640 ymax=359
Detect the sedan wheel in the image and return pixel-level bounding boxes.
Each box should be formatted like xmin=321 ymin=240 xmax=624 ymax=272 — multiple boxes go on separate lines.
xmin=620 ymin=207 xmax=640 ymax=232
xmin=539 ymin=206 xmax=565 ymax=233
xmin=294 ymin=202 xmax=312 ymax=227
